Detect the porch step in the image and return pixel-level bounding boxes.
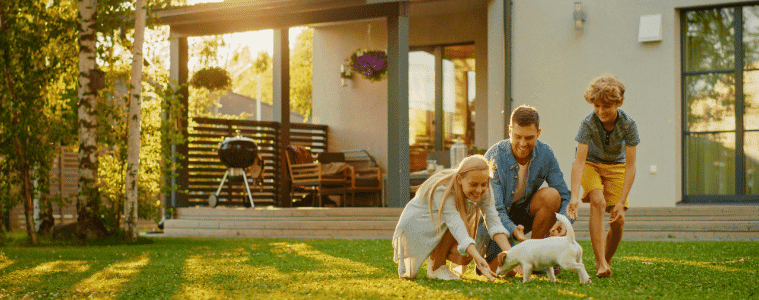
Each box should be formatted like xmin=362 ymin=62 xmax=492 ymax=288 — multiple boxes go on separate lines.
xmin=160 ymin=205 xmax=759 ymax=241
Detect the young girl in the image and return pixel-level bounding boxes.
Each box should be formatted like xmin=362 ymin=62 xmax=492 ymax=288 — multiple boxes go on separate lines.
xmin=392 ymin=155 xmax=512 ymax=281
xmin=567 ymin=75 xmax=640 ymax=278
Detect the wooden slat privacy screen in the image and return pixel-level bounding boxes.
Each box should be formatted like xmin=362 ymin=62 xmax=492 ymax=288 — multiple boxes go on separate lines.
xmin=188 ymin=117 xmax=328 ymax=207
xmin=9 ymin=118 xmax=329 ymax=230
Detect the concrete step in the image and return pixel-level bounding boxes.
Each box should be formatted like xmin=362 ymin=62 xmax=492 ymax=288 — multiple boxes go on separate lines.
xmin=162 ymin=228 xmax=395 ymax=239
xmin=161 ymin=206 xmax=759 ymax=241
xmin=176 ymin=206 xmax=405 ymax=219
xmin=165 ymin=219 xmax=398 ymax=230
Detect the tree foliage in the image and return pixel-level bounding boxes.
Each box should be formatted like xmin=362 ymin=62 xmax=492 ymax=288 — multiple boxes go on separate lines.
xmin=0 ymin=0 xmax=79 ymax=244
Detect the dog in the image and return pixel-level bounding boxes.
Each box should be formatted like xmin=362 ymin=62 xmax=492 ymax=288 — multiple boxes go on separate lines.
xmin=494 ymin=213 xmax=591 ymax=283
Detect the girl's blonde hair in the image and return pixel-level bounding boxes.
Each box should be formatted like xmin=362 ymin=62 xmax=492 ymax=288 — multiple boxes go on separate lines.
xmin=416 ymin=155 xmax=495 ymax=231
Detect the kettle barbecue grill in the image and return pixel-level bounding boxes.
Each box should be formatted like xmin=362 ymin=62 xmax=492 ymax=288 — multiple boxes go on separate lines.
xmin=208 ymin=136 xmax=262 ymax=208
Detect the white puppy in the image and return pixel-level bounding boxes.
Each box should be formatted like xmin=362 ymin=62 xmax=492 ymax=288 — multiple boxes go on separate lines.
xmin=494 ymin=213 xmax=591 ymax=283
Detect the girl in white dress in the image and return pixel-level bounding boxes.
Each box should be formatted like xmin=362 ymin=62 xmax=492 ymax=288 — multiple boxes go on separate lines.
xmin=392 ymin=155 xmax=513 ymax=281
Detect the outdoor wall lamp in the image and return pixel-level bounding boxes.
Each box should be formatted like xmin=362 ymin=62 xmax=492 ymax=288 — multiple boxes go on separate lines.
xmin=340 ymin=63 xmax=353 ymax=87
xmin=574 ymin=2 xmax=586 ymax=30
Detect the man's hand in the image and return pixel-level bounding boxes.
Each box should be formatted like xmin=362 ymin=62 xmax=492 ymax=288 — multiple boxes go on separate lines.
xmin=608 ymin=203 xmax=625 ymax=226
xmin=549 ymin=221 xmax=567 ymax=236
xmin=567 ymin=199 xmax=580 ymax=221
xmin=512 ymin=225 xmax=527 ymax=242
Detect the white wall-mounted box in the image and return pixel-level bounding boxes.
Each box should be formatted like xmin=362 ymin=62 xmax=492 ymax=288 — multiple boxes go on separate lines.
xmin=638 ymin=14 xmax=663 ymax=42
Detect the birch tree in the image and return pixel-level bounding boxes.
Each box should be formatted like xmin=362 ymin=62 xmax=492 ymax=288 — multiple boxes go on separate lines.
xmin=125 ymin=0 xmax=146 ymax=240
xmin=77 ymin=0 xmax=108 ymax=239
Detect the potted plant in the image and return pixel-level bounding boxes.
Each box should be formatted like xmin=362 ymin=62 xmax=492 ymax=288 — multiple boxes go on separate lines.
xmin=346 ymin=48 xmax=388 ymax=82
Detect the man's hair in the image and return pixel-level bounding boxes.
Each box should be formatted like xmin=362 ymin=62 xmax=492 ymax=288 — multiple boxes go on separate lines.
xmin=584 ymin=75 xmax=625 ymax=105
xmin=510 ymin=104 xmax=540 ymax=128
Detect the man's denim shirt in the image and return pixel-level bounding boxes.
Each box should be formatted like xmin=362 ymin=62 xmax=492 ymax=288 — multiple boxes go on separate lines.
xmin=484 ymin=139 xmax=572 ymax=236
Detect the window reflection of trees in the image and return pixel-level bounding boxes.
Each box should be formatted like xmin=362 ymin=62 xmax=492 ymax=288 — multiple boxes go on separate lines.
xmin=684 ymin=6 xmax=759 ymax=196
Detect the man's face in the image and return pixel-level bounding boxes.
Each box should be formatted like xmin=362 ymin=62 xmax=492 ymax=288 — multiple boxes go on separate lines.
xmin=509 ymin=123 xmax=541 ymax=162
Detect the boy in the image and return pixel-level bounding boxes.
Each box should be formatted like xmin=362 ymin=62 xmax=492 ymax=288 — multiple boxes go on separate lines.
xmin=566 ymin=75 xmax=639 ymax=278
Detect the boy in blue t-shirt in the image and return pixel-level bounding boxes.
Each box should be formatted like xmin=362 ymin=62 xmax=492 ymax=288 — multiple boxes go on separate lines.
xmin=567 ymin=75 xmax=640 ymax=278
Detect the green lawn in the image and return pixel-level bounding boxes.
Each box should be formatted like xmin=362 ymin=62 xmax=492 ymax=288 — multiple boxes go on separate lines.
xmin=0 ymin=234 xmax=757 ymax=299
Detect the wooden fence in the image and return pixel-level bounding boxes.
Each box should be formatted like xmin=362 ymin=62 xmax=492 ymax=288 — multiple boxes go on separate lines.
xmin=9 ymin=118 xmax=329 ymax=231
xmin=187 ymin=117 xmax=328 ymax=207
xmin=10 ymin=147 xmax=79 ymax=231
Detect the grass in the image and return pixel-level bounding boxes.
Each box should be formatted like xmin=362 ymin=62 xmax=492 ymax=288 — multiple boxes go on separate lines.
xmin=0 ymin=233 xmax=757 ymax=299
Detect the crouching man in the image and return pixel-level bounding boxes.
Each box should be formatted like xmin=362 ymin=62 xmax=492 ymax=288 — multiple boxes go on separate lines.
xmin=477 ymin=105 xmax=573 ymax=274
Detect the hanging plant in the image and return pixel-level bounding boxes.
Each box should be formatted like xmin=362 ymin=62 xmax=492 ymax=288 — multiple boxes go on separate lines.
xmin=190 ymin=67 xmax=232 ymax=91
xmin=346 ymin=48 xmax=388 ymax=82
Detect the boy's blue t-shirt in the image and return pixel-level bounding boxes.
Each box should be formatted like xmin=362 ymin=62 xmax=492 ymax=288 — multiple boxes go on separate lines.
xmin=575 ymin=109 xmax=640 ymax=164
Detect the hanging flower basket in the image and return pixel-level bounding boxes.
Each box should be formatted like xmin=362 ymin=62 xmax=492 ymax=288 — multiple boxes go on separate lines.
xmin=190 ymin=67 xmax=232 ymax=91
xmin=346 ymin=49 xmax=388 ymax=82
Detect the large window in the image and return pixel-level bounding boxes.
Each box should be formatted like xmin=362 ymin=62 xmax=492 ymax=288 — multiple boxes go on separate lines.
xmin=682 ymin=4 xmax=759 ymax=202
xmin=408 ymin=44 xmax=476 ymax=151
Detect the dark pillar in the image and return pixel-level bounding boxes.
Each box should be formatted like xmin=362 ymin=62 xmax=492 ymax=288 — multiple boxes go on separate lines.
xmin=434 ymin=46 xmax=444 ymax=151
xmin=176 ymin=36 xmax=190 ymax=208
xmin=504 ymin=0 xmax=512 ymax=137
xmin=386 ymin=2 xmax=410 ymax=208
xmin=273 ymin=28 xmax=292 ymax=207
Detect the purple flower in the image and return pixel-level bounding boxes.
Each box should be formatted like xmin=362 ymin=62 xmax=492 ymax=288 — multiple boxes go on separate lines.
xmin=351 ymin=51 xmax=387 ymax=76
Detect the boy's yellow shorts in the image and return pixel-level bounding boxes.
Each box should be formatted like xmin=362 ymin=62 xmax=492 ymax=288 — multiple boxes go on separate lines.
xmin=581 ymin=161 xmax=629 ymax=210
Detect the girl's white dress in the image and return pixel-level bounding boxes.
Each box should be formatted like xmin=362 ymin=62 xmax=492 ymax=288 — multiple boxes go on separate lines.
xmin=392 ymin=184 xmax=507 ymax=278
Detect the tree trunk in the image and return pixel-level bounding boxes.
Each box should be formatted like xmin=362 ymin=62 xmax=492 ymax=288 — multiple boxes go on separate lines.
xmin=76 ymin=0 xmax=108 ymax=240
xmin=125 ymin=0 xmax=147 ymax=241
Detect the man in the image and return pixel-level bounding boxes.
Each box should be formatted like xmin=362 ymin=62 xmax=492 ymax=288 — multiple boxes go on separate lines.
xmin=479 ymin=105 xmax=572 ymax=272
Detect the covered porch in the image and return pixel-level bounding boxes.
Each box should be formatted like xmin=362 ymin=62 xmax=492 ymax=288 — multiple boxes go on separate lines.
xmin=157 ymin=0 xmax=512 ymax=210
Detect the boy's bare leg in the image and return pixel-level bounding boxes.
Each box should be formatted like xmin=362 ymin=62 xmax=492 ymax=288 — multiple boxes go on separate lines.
xmin=588 ymin=189 xmax=611 ymax=277
xmin=605 ymin=213 xmax=625 ymax=266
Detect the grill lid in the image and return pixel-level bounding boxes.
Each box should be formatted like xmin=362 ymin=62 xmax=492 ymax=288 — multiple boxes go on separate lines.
xmin=218 ymin=136 xmax=259 ymax=168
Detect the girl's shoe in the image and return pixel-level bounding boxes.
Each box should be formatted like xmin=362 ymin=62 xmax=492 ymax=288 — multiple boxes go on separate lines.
xmin=427 ymin=260 xmax=461 ymax=281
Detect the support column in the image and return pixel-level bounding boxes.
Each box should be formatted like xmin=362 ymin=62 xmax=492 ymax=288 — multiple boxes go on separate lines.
xmin=434 ymin=46 xmax=444 ymax=151
xmin=487 ymin=0 xmax=509 ymax=145
xmin=169 ymin=32 xmax=189 ymax=208
xmin=386 ymin=2 xmax=410 ymax=208
xmin=273 ymin=28 xmax=291 ymax=207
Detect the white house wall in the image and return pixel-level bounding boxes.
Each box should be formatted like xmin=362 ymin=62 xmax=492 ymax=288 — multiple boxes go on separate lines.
xmin=312 ymin=20 xmax=390 ymax=169
xmin=511 ymin=0 xmax=749 ymax=207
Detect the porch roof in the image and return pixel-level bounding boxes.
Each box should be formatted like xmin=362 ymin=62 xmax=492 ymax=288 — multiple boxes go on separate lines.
xmin=157 ymin=0 xmax=404 ymax=36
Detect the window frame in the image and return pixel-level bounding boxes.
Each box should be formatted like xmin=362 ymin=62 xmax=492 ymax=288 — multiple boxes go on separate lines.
xmin=680 ymin=2 xmax=759 ymax=203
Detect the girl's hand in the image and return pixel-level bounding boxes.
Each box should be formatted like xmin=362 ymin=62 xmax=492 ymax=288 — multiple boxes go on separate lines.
xmin=475 ymin=257 xmax=497 ymax=282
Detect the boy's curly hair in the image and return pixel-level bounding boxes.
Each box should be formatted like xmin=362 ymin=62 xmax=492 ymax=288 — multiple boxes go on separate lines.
xmin=584 ymin=75 xmax=625 ymax=105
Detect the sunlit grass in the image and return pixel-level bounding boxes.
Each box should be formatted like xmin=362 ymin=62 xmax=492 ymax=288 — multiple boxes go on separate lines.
xmin=0 ymin=237 xmax=756 ymax=299
xmin=70 ymin=254 xmax=150 ymax=298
